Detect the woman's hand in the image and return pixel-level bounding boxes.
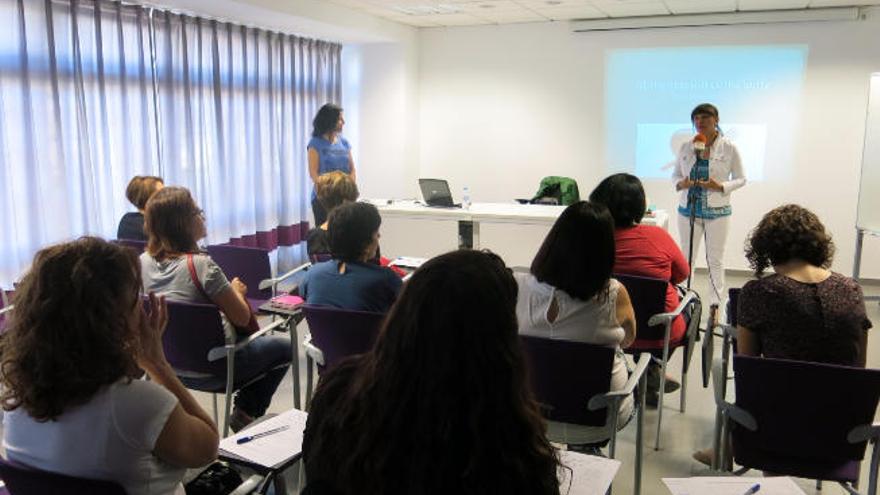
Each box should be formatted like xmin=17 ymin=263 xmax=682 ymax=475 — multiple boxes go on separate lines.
xmin=137 ymin=292 xmax=169 ymax=371
xmin=231 ymin=277 xmax=248 ymax=296
xmin=697 ymin=178 xmax=724 ymax=192
xmin=677 ymin=178 xmax=695 ymax=191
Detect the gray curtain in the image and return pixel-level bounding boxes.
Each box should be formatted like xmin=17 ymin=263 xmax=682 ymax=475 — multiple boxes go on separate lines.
xmin=0 ymin=0 xmax=342 ymax=287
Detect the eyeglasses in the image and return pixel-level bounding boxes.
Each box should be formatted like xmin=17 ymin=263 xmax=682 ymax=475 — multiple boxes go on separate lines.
xmin=193 ymin=209 xmax=205 ymax=218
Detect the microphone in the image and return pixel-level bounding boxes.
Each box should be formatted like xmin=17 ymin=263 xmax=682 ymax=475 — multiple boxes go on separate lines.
xmin=693 ymin=133 xmax=707 ymax=152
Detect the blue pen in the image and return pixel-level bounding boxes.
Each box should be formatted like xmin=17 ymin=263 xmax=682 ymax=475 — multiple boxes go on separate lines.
xmin=742 ymin=483 xmax=761 ymax=495
xmin=235 ymin=425 xmax=290 ymax=444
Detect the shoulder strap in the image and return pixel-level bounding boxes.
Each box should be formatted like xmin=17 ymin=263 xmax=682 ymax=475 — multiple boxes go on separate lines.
xmin=186 ymin=254 xmax=211 ymax=300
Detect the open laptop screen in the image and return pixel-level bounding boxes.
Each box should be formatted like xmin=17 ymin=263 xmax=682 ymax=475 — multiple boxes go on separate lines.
xmin=418 ymin=179 xmax=458 ymax=208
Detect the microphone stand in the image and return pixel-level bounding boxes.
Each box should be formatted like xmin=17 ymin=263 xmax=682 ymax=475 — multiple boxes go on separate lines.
xmin=686 ymin=168 xmax=698 ymax=291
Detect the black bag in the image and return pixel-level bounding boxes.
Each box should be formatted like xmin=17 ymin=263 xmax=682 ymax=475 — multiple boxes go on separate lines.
xmin=185 ymin=462 xmax=244 ymax=495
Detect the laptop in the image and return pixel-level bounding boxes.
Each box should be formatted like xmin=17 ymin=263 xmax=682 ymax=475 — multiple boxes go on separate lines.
xmin=418 ymin=178 xmax=460 ymax=208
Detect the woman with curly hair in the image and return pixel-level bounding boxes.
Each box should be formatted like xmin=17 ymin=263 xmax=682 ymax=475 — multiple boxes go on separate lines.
xmin=301 ymin=250 xmax=561 ymax=495
xmin=737 ymin=204 xmax=871 ymax=366
xmin=694 ymin=205 xmax=872 ymax=466
xmin=1 ymin=237 xmax=218 ymax=495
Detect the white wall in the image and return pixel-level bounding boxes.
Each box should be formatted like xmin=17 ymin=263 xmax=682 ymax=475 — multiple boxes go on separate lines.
xmin=418 ymin=16 xmax=880 ymax=277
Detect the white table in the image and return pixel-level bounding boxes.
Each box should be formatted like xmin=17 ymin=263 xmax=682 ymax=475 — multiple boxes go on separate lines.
xmin=369 ymin=199 xmax=668 ymax=250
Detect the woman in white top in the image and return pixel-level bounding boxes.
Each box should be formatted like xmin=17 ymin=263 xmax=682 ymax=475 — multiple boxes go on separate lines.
xmin=516 ymin=201 xmax=636 ymax=447
xmin=1 ymin=237 xmax=218 ymax=495
xmin=672 ymin=103 xmax=746 ymax=307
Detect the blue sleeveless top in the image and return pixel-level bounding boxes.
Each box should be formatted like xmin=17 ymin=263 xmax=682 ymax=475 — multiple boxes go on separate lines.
xmin=308 ymin=135 xmax=352 ymax=199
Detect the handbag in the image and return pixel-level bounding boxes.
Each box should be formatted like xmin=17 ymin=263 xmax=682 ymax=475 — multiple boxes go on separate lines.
xmin=187 ymin=253 xmax=261 ymax=334
xmin=185 ymin=461 xmax=243 ymax=495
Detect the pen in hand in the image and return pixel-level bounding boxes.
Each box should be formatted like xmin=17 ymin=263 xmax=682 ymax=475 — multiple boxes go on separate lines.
xmin=742 ymin=483 xmax=760 ymax=495
xmin=236 ymin=425 xmax=291 ymax=444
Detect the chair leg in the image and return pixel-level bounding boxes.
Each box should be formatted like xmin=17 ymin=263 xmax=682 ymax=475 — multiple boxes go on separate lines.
xmin=816 ymin=480 xmax=822 ymax=491
xmin=305 ymin=356 xmax=315 ymax=412
xmin=224 ymin=349 xmax=235 ymax=437
xmin=212 ymin=394 xmax=219 ymax=423
xmin=288 ymin=320 xmax=301 ymax=410
xmin=680 ymin=367 xmax=688 ymax=413
xmin=634 ymin=371 xmax=646 ymax=495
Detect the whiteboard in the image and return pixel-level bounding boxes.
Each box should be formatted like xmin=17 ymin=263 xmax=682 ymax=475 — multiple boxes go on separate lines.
xmin=857 ymin=73 xmax=880 ymax=233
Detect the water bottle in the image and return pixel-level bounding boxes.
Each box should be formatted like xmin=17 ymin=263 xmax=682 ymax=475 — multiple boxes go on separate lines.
xmin=462 ymin=186 xmax=471 ymax=210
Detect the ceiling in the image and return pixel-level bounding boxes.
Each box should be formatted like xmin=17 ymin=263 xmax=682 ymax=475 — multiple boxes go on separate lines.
xmin=323 ymin=0 xmax=880 ymax=27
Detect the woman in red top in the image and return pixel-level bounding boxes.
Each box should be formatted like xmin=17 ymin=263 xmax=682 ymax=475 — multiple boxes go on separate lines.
xmin=590 ymin=173 xmax=690 ymax=400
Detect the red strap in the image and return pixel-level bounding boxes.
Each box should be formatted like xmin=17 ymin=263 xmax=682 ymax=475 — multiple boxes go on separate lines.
xmin=186 ymin=254 xmax=210 ymax=300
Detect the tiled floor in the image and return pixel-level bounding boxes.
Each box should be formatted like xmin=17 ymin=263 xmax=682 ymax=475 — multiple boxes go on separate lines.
xmin=2 ymin=270 xmax=878 ymax=494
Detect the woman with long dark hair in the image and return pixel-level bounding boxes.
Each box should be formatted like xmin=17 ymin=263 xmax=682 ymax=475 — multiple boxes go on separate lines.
xmin=308 ymin=103 xmax=356 ymax=226
xmin=302 ymin=250 xmax=561 ymax=495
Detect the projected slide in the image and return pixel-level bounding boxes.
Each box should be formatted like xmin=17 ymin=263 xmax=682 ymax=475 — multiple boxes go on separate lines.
xmin=605 ymin=45 xmax=808 ymax=181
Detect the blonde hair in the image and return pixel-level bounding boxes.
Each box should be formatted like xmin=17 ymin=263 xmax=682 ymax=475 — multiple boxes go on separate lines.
xmin=316 ymin=171 xmax=359 ymax=213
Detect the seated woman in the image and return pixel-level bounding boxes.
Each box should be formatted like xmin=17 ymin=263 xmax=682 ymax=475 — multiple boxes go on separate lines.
xmin=589 ymin=173 xmax=689 ymax=402
xmin=516 ymin=201 xmax=637 ymax=447
xmin=1 ymin=237 xmax=218 ymax=495
xmin=302 ymin=250 xmax=561 ymax=495
xmin=118 ymin=175 xmax=164 ymax=241
xmin=301 ymin=201 xmax=402 ymax=313
xmin=141 ymin=186 xmax=290 ymax=432
xmin=693 ymin=204 xmax=872 ymax=466
xmin=738 ymin=204 xmax=871 ymax=366
xmin=307 ymin=171 xmax=358 ymax=258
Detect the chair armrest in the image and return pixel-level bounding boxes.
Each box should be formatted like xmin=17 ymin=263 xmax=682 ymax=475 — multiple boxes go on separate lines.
xmin=258 ymin=262 xmax=312 ymax=292
xmin=303 ymin=333 xmax=325 ymax=366
xmin=712 ymin=358 xmax=757 ymax=431
xmin=0 ymin=304 xmax=13 ymax=317
xmin=207 ymin=317 xmax=289 ymax=362
xmin=588 ymin=352 xmax=652 ymax=410
xmin=848 ymin=423 xmax=880 ymax=443
xmin=647 ymin=290 xmax=697 ymax=327
xmin=229 ymin=474 xmax=264 ymax=495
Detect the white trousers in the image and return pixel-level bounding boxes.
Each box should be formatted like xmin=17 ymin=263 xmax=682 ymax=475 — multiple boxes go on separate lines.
xmin=677 ymin=213 xmax=730 ymax=307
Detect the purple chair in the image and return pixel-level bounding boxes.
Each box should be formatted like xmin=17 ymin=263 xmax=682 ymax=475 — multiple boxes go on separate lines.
xmin=301 ymin=304 xmax=386 ymax=407
xmin=162 ymin=299 xmax=295 ymax=436
xmin=206 ymin=244 xmax=309 ymax=311
xmin=714 ymin=355 xmax=880 ymax=495
xmin=112 ymin=238 xmax=147 ymax=255
xmin=0 ymin=457 xmax=126 ymax=494
xmin=520 ymin=335 xmax=651 ymax=495
xmin=615 ymin=273 xmax=701 ymax=450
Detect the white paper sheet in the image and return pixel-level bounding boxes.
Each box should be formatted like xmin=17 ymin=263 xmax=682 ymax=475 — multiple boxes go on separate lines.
xmin=219 ymin=408 xmax=308 ymax=468
xmin=557 ymin=450 xmax=621 ymax=495
xmin=390 ymin=256 xmax=428 ymax=268
xmin=663 ymin=477 xmax=806 ymax=495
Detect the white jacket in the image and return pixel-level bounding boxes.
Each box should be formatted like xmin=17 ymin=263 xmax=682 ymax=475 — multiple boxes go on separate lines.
xmin=672 ymin=134 xmax=746 ymax=209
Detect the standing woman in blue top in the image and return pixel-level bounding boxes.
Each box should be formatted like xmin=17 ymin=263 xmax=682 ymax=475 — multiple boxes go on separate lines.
xmin=673 ymin=103 xmax=746 ymax=308
xmin=309 ymin=103 xmax=356 ymax=227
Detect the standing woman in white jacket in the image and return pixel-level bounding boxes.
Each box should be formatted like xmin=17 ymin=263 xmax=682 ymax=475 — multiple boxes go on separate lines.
xmin=673 ymin=103 xmax=746 ymax=307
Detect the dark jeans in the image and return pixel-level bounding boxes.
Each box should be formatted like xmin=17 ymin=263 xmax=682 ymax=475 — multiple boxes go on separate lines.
xmin=181 ymin=334 xmax=291 ymax=417
xmin=312 ymin=197 xmax=327 ymax=228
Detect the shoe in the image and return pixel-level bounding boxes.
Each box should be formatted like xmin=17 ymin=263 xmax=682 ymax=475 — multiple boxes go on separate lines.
xmin=645 ymin=391 xmax=659 ymax=409
xmin=692 ymin=447 xmax=714 ymax=467
xmin=568 ymin=444 xmax=606 ymax=457
xmin=647 ymin=363 xmax=681 ymax=394
xmin=229 ymin=408 xmax=255 ymax=433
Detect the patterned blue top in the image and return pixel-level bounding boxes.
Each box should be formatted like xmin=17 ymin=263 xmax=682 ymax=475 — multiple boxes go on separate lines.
xmin=677 ymin=157 xmax=732 ymax=219
xmin=308 ymin=135 xmax=352 ymax=198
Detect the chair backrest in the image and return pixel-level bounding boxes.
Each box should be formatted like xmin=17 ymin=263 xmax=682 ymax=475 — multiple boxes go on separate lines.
xmin=727 ymin=287 xmax=741 ymax=327
xmin=733 ymin=355 xmax=880 ymax=466
xmin=162 ymin=299 xmax=228 ymax=375
xmin=302 ymin=305 xmax=385 ymax=373
xmin=112 ymin=239 xmax=147 ymax=255
xmin=206 ymin=244 xmax=272 ymax=300
xmin=614 ymin=274 xmax=668 ymax=346
xmin=0 ymin=457 xmax=126 ymax=495
xmin=519 ymin=335 xmax=616 ymax=426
